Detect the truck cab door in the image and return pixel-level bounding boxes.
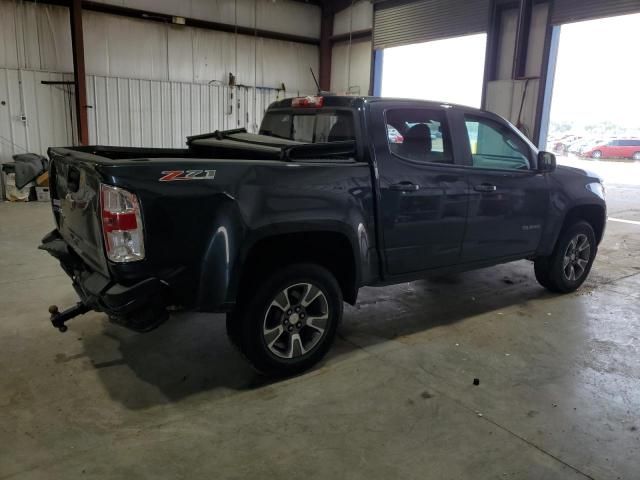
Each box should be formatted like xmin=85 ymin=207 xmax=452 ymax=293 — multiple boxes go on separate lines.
xmin=454 ymin=111 xmax=550 ymax=262
xmin=370 ymin=104 xmax=468 ymax=276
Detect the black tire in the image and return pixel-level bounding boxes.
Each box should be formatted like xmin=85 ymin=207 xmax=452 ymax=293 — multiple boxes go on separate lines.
xmin=534 ymin=220 xmax=597 ymax=293
xmin=225 ymin=310 xmax=241 ymax=351
xmin=228 ymin=263 xmax=342 ymax=376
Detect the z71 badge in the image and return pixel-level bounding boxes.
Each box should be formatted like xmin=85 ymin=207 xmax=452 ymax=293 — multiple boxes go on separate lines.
xmin=159 ymin=170 xmax=216 ymax=182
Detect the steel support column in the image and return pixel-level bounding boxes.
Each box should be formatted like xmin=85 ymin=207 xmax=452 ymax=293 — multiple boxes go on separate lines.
xmin=513 ymin=0 xmax=533 ymax=78
xmin=319 ymin=8 xmax=334 ymax=91
xmin=69 ymin=0 xmax=89 ymax=145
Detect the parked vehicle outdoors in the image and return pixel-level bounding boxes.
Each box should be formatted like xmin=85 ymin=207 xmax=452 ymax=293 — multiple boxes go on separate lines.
xmin=568 ymin=138 xmax=604 ymax=156
xmin=551 ymin=134 xmax=582 ymax=155
xmin=581 ymin=138 xmax=640 ymax=160
xmin=387 ymin=125 xmax=404 ymax=143
xmin=40 ymin=96 xmax=607 ymax=376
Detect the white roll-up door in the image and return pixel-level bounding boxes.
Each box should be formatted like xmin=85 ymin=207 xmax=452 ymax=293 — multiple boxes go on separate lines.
xmin=373 ymin=0 xmax=491 ymax=50
xmin=551 ymin=0 xmax=640 ymax=24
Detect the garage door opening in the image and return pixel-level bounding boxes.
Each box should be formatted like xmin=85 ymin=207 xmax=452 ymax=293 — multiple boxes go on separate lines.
xmin=544 ymin=12 xmax=640 ymax=185
xmin=379 ymin=33 xmax=487 ymax=108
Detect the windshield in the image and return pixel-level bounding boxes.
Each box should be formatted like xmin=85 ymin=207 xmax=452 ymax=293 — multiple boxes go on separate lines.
xmin=259 ymin=110 xmax=355 ymax=143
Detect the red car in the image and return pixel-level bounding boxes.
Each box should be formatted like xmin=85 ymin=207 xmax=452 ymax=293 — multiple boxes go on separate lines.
xmin=582 ymin=139 xmax=640 ymax=160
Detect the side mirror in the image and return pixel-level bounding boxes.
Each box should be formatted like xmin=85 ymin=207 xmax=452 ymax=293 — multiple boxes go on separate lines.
xmin=538 ymin=151 xmax=556 ymax=173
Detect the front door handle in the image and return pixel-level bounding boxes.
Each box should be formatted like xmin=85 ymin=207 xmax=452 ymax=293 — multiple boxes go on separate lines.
xmin=390 ymin=182 xmax=421 ymax=192
xmin=474 ymin=183 xmax=497 ymax=193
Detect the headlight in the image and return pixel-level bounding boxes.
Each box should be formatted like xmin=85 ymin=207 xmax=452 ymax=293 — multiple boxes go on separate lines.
xmin=586 ymin=182 xmax=605 ymax=200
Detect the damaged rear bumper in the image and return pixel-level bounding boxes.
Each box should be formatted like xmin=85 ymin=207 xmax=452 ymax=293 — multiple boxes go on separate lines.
xmin=39 ymin=230 xmax=166 ymax=330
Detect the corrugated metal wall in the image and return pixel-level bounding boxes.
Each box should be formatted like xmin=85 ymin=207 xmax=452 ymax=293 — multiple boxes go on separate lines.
xmin=331 ymin=1 xmax=373 ymax=95
xmin=86 ymin=75 xmax=300 ymax=148
xmin=331 ymin=40 xmax=372 ymax=96
xmin=0 ymin=0 xmax=319 ymax=92
xmin=333 ymin=0 xmax=373 ymax=35
xmin=0 ymin=68 xmax=75 ymax=162
xmin=88 ymin=0 xmax=321 ymax=39
xmin=81 ymin=12 xmax=319 ymax=90
xmin=0 ymin=0 xmax=317 ymax=158
xmin=0 ymin=69 xmax=306 ymax=158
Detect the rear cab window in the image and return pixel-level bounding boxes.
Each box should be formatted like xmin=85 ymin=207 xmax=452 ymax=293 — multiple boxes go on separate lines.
xmin=260 ymin=110 xmax=355 ymax=144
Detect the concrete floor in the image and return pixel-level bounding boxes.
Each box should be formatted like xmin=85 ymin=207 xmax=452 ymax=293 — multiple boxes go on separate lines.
xmin=1 ymin=184 xmax=639 ymax=480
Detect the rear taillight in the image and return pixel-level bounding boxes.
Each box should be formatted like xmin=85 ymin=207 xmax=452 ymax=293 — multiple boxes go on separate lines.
xmin=292 ymin=96 xmax=324 ymax=108
xmin=100 ymin=184 xmax=145 ymax=262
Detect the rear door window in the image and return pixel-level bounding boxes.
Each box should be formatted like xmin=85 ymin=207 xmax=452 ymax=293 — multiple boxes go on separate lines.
xmin=384 ymin=108 xmax=452 ymax=164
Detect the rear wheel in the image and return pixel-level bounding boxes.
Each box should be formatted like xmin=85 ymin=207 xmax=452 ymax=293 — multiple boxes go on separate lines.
xmin=534 ymin=221 xmax=597 ymax=293
xmin=225 ymin=310 xmax=241 ymax=351
xmin=228 ymin=263 xmax=342 ymax=376
xmin=632 ymin=152 xmax=640 ymax=161
xmin=591 ymin=150 xmax=602 ymax=159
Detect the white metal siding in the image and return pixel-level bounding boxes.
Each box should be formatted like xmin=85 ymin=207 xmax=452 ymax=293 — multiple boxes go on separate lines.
xmin=330 ymin=40 xmax=372 ymax=95
xmin=0 ymin=69 xmax=306 ymax=158
xmin=0 ymin=0 xmax=317 ymax=156
xmin=0 ymin=1 xmax=73 ymax=72
xmin=89 ymin=0 xmax=321 ymax=39
xmin=0 ymin=68 xmax=74 ymax=162
xmin=0 ymin=0 xmax=320 ymax=93
xmin=86 ymin=74 xmax=303 ymax=148
xmin=333 ymin=0 xmax=373 ymax=36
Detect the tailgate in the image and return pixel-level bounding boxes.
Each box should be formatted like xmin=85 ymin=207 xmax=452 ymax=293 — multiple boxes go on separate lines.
xmin=49 ymin=148 xmax=109 ymax=276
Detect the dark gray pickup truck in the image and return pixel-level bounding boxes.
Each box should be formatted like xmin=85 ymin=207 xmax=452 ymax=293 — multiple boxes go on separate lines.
xmin=40 ymin=95 xmax=606 ymax=375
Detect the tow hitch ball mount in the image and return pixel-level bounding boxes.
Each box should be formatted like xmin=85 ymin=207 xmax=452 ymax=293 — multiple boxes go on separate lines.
xmin=48 ymin=303 xmax=90 ymax=332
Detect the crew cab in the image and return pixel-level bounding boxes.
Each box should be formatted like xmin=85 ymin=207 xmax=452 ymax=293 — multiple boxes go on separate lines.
xmin=40 ymin=96 xmax=607 ymax=376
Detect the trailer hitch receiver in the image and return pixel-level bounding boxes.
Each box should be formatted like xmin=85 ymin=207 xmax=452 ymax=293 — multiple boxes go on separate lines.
xmin=49 ymin=303 xmax=90 ymax=332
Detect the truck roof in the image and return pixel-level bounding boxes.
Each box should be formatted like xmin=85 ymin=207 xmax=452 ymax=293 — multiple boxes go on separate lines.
xmin=267 ymin=95 xmax=481 ymax=113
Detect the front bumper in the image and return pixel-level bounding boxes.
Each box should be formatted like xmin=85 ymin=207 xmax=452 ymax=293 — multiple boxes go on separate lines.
xmin=39 ymin=230 xmax=164 ymax=318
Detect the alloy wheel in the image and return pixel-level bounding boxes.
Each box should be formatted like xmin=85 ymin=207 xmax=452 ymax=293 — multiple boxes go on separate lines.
xmin=562 ymin=233 xmax=591 ymax=281
xmin=262 ymin=283 xmax=329 ymax=359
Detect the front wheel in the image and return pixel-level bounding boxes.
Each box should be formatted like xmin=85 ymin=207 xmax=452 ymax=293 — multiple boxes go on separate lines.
xmin=534 ymin=221 xmax=597 ymax=293
xmin=229 ymin=263 xmax=342 ymax=376
xmin=591 ymin=150 xmax=602 ymax=159
xmin=632 ymin=152 xmax=640 ymax=161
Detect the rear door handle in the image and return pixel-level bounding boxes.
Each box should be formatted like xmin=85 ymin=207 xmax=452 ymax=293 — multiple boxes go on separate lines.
xmin=474 ymin=183 xmax=497 ymax=193
xmin=390 ymin=182 xmax=421 ymax=192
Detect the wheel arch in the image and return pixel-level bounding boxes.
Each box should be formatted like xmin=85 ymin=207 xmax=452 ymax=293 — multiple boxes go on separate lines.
xmin=231 ymin=227 xmax=361 ymax=306
xmin=560 ymin=204 xmax=606 ymax=246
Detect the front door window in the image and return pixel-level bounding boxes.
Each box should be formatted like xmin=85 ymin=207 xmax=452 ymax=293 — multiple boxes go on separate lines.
xmin=464 ymin=115 xmax=532 ymax=171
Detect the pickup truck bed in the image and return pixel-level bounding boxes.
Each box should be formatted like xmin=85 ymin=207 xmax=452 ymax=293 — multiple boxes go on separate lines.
xmin=44 ymin=134 xmax=373 ymax=325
